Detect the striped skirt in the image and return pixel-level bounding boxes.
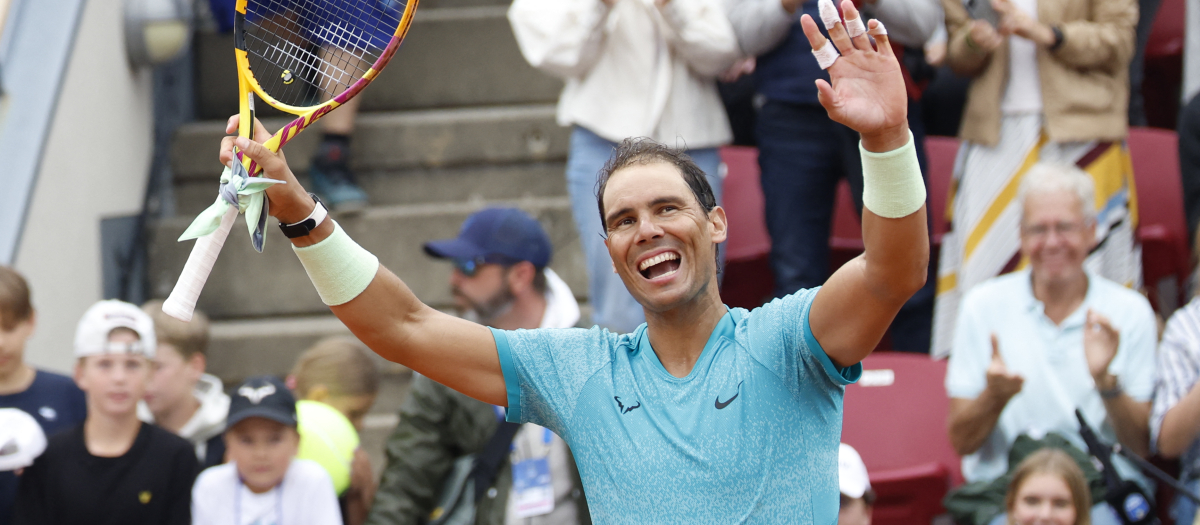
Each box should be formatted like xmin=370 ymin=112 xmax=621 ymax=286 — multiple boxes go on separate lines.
xmin=931 ymin=113 xmax=1142 ymax=358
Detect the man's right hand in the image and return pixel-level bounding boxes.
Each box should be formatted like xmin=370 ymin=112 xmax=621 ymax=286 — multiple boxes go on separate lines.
xmin=967 ymin=20 xmax=1003 ymax=52
xmin=219 ymin=115 xmax=316 ymax=225
xmin=986 ymin=334 xmax=1024 ymax=400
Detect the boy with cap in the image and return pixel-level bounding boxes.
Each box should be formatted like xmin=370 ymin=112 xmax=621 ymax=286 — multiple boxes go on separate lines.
xmin=0 ymin=266 xmax=86 ymax=525
xmin=192 ymin=375 xmax=342 ymax=525
xmin=838 ymin=443 xmax=875 ymax=525
xmin=13 ymin=300 xmax=199 ymax=525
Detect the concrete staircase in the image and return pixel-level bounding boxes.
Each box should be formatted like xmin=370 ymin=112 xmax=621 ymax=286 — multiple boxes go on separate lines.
xmin=147 ymin=0 xmax=582 ymax=465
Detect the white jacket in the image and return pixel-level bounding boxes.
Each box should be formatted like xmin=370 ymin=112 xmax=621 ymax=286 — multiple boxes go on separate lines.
xmin=138 ymin=373 xmax=230 ymax=463
xmin=508 ymin=0 xmax=739 ymax=148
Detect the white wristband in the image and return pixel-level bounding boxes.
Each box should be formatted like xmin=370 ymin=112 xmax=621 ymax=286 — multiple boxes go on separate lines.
xmin=812 ymin=40 xmax=840 ymax=69
xmin=860 ymin=131 xmax=926 ymax=218
xmin=292 ymin=221 xmax=380 ymax=306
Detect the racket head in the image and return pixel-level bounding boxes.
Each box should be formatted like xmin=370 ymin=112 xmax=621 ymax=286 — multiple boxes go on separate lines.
xmin=233 ymin=0 xmax=417 ymax=118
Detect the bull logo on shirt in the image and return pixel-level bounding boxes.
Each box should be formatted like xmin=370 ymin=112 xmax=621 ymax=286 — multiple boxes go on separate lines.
xmin=139 ymin=491 xmax=152 ymax=504
xmin=614 ymin=396 xmax=641 ymax=414
xmin=238 ymin=384 xmax=276 ymax=405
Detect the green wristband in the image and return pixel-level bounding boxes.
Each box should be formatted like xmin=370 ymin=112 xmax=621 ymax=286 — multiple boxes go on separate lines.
xmin=860 ymin=131 xmax=927 ymax=219
xmin=292 ymin=221 xmax=380 ymax=306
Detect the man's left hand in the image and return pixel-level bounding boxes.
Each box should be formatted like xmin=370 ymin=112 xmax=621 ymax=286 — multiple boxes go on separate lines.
xmin=1084 ymin=309 xmax=1120 ymax=382
xmin=800 ymin=1 xmax=909 ymax=152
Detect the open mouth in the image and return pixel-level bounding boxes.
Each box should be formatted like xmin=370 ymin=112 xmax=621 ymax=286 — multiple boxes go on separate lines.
xmin=638 ymin=252 xmax=681 ymax=280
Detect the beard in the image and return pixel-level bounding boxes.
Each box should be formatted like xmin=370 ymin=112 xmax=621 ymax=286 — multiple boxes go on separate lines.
xmin=453 ymin=285 xmax=517 ymax=327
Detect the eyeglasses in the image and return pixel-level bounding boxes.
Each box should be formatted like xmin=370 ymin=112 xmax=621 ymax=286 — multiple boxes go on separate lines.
xmin=1022 ymin=221 xmax=1086 ymax=239
xmin=452 ymin=255 xmax=521 ymax=277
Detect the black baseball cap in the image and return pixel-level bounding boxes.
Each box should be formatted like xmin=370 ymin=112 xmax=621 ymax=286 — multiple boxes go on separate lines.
xmin=227 ymin=376 xmax=297 ymax=428
xmin=423 ymin=207 xmax=552 ymax=268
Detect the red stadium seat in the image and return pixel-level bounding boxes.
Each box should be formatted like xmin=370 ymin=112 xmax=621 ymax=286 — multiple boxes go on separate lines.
xmin=720 ymin=146 xmax=772 ymax=262
xmin=1127 ymin=127 xmax=1190 ymax=313
xmin=842 ymin=352 xmax=961 ymax=525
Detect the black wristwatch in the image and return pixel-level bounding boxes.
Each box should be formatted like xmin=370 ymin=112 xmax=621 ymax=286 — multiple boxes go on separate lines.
xmin=278 ymin=193 xmax=329 ymax=238
xmin=1049 ymin=25 xmax=1065 ymax=51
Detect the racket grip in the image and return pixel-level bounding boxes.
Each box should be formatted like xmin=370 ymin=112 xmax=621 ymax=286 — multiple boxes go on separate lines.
xmin=162 ymin=206 xmax=239 ymax=322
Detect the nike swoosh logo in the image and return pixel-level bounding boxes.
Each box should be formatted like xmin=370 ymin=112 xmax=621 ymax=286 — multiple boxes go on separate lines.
xmin=715 ymin=381 xmax=744 ymax=410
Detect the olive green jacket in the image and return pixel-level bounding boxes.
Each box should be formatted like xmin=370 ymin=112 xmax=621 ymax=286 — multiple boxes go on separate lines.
xmin=365 ymin=374 xmax=590 ymax=525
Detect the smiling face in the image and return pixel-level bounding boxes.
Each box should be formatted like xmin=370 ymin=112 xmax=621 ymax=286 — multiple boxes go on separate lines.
xmin=225 ymin=417 xmax=299 ymax=493
xmin=74 ymin=329 xmax=151 ymax=417
xmin=1010 ymin=473 xmax=1078 ymax=525
xmin=601 ymin=162 xmax=727 ymax=313
xmin=1019 ymin=189 xmax=1095 ymax=288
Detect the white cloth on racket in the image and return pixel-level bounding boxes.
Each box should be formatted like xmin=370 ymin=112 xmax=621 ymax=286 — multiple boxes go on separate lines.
xmin=812 ymin=40 xmax=839 ymax=69
xmin=845 ymin=16 xmax=866 ymax=38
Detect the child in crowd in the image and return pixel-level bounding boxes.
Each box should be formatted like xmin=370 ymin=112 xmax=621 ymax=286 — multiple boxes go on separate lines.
xmin=1004 ymin=449 xmax=1092 ymax=525
xmin=838 ymin=443 xmax=875 ymax=525
xmin=191 ymin=375 xmax=342 ymax=525
xmin=138 ymin=300 xmax=229 ymax=469
xmin=289 ymin=337 xmax=379 ymax=525
xmin=14 ymin=300 xmax=199 ymax=525
xmin=0 ymin=266 xmax=86 ymax=525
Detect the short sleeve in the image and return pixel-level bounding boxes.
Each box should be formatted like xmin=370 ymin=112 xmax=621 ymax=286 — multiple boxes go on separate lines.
xmin=491 ymin=327 xmax=615 ymax=433
xmin=305 ymin=464 xmax=344 ymax=525
xmin=945 ymin=288 xmax=991 ymax=399
xmin=742 ymin=288 xmax=861 ymax=394
xmin=1110 ymin=295 xmax=1159 ymax=402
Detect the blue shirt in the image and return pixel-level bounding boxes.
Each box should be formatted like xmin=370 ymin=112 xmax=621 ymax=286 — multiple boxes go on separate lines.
xmin=491 ymin=290 xmax=861 ymax=524
xmin=0 ymin=370 xmax=87 ymax=525
xmin=946 ymin=270 xmax=1157 ymax=491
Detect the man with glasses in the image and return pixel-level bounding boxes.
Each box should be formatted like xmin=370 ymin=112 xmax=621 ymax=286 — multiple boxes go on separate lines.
xmin=944 ymin=163 xmax=1156 ymax=525
xmin=367 ymin=207 xmax=589 ymax=525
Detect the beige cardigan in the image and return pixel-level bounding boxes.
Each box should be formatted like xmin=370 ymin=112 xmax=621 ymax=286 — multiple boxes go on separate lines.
xmin=941 ymin=0 xmax=1138 ymax=146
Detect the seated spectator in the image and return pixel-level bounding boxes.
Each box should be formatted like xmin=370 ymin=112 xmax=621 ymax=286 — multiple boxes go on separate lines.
xmin=1151 ymin=278 xmax=1200 ymax=525
xmin=367 ymin=207 xmax=587 ymax=525
xmin=838 ymin=443 xmax=875 ymax=525
xmin=192 ymin=375 xmax=341 ymax=525
xmin=0 ymin=266 xmax=86 ymax=525
xmin=289 ymin=337 xmax=380 ymax=525
xmin=1004 ymin=448 xmax=1092 ymax=525
xmin=138 ymin=300 xmax=229 ymax=470
xmin=945 ymin=164 xmax=1156 ymax=525
xmin=14 ymin=300 xmax=199 ymax=525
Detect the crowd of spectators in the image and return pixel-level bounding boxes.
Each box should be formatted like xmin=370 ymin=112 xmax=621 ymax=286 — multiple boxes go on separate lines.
xmin=4 ymin=0 xmax=1200 ymax=521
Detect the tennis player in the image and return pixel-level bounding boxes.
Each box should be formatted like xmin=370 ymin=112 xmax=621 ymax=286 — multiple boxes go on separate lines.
xmin=224 ymin=3 xmax=926 ymax=522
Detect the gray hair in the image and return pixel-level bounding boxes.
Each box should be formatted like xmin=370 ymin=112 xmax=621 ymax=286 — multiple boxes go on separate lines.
xmin=1017 ymin=163 xmax=1096 ymax=224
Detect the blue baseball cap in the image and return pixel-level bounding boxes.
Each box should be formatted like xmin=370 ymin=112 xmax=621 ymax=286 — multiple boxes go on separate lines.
xmin=424 ymin=208 xmax=552 ymax=268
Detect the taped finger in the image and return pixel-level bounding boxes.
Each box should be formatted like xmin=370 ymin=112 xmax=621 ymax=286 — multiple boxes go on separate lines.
xmin=812 ymin=39 xmax=840 ymax=69
xmin=845 ymin=16 xmax=866 ymax=38
xmin=818 ymin=0 xmax=840 ymax=29
xmin=868 ymin=20 xmax=888 ymax=37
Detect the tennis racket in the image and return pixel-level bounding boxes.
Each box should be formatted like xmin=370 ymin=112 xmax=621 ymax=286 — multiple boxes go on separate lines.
xmin=162 ymin=0 xmax=419 ymax=322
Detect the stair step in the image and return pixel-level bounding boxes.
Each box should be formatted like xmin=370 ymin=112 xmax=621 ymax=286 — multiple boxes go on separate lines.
xmin=193 ymin=6 xmax=562 ymax=120
xmin=147 ymin=196 xmax=587 ymax=319
xmin=173 ymin=162 xmax=568 ymax=216
xmin=171 ymin=104 xmax=568 ymax=179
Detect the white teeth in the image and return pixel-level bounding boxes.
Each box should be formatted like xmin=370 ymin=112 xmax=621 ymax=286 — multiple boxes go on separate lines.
xmin=639 ymin=252 xmax=680 ymax=271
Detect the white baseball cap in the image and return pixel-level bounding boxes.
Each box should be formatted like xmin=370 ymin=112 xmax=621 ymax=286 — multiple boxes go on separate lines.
xmin=74 ymin=300 xmax=156 ymax=358
xmin=0 ymin=409 xmax=47 ymax=471
xmin=839 ymin=443 xmax=872 ymax=498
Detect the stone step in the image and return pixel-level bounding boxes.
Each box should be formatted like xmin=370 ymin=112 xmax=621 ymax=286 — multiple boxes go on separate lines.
xmin=193 ymin=6 xmax=562 ymax=120
xmin=147 ymin=196 xmax=587 ymax=319
xmin=171 ymin=104 xmax=569 ymax=180
xmin=173 ymin=161 xmax=568 ymax=216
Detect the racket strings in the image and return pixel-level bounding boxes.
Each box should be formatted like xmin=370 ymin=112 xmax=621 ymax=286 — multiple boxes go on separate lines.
xmin=243 ymin=0 xmax=405 ymax=107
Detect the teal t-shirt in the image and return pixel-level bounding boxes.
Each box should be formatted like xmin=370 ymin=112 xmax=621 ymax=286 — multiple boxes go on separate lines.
xmin=490 ymin=289 xmax=862 ymax=524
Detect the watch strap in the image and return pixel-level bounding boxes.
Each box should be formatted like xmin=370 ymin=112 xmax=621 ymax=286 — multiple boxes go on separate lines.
xmin=279 ymin=193 xmax=328 ymax=239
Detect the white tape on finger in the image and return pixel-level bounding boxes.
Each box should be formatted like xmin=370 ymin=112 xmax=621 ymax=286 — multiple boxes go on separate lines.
xmin=868 ymin=20 xmax=888 ymax=36
xmin=818 ymin=0 xmax=840 ymax=29
xmin=845 ymin=16 xmax=866 ymax=38
xmin=812 ymin=40 xmax=839 ymax=69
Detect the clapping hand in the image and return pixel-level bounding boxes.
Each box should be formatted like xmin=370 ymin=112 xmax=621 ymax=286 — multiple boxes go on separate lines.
xmin=1083 ymin=309 xmax=1120 ymax=383
xmin=800 ymin=0 xmax=909 ymax=151
xmin=986 ymin=334 xmax=1024 ymax=400
xmin=991 ymin=0 xmax=1055 ymax=46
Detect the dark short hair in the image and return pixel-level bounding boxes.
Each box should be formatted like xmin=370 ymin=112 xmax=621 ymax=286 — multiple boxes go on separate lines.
xmin=0 ymin=266 xmax=32 ymax=331
xmin=594 ymin=138 xmax=717 ymax=233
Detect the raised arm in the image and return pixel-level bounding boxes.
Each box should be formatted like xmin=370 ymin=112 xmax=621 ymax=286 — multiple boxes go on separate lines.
xmin=800 ymin=1 xmax=930 ymax=368
xmin=223 ymin=118 xmax=507 ymax=407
